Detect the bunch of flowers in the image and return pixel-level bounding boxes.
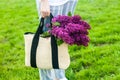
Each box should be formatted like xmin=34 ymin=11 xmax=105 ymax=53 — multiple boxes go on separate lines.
xmin=47 ymin=14 xmax=91 ymax=46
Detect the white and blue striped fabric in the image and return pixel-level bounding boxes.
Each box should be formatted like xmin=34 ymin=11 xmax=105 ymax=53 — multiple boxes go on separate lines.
xmin=35 ymin=0 xmax=78 ymax=80
xmin=48 ymin=0 xmax=69 ymax=6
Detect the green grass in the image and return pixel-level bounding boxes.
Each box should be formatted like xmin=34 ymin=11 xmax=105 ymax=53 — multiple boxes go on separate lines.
xmin=0 ymin=0 xmax=120 ymax=80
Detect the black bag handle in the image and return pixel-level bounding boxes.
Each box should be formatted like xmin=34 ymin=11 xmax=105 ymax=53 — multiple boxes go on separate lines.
xmin=37 ymin=13 xmax=53 ymax=35
xmin=30 ymin=13 xmax=59 ymax=69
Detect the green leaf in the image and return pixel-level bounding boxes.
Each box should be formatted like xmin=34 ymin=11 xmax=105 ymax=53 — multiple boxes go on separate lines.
xmin=53 ymin=22 xmax=60 ymax=26
xmin=68 ymin=11 xmax=72 ymax=16
xmin=57 ymin=38 xmax=64 ymax=46
xmin=40 ymin=31 xmax=50 ymax=38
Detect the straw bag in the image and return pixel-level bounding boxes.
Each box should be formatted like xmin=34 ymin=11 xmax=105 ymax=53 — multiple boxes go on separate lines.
xmin=24 ymin=14 xmax=70 ymax=69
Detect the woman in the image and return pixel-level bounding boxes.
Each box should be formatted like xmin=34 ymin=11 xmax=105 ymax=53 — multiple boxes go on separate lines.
xmin=36 ymin=0 xmax=78 ymax=80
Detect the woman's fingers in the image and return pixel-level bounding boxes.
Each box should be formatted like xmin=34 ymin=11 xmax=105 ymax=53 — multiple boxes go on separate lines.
xmin=41 ymin=11 xmax=50 ymax=18
xmin=46 ymin=11 xmax=50 ymax=17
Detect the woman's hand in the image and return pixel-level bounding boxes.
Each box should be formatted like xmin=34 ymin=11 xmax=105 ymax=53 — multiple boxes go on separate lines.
xmin=40 ymin=0 xmax=50 ymax=18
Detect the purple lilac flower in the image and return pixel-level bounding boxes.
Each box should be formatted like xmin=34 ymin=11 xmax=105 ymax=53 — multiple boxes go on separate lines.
xmin=52 ymin=15 xmax=71 ymax=27
xmin=79 ymin=34 xmax=90 ymax=46
xmin=62 ymin=35 xmax=74 ymax=45
xmin=71 ymin=15 xmax=82 ymax=24
xmin=52 ymin=17 xmax=57 ymax=23
xmin=57 ymin=15 xmax=71 ymax=23
xmin=65 ymin=23 xmax=88 ymax=35
xmin=78 ymin=20 xmax=91 ymax=30
xmin=56 ymin=28 xmax=65 ymax=39
xmin=65 ymin=23 xmax=78 ymax=33
xmin=51 ymin=27 xmax=59 ymax=36
xmin=78 ymin=25 xmax=88 ymax=35
xmin=50 ymin=14 xmax=91 ymax=46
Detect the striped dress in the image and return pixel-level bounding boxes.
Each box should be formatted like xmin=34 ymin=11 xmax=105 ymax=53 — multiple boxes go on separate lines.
xmin=48 ymin=0 xmax=69 ymax=6
xmin=36 ymin=0 xmax=78 ymax=80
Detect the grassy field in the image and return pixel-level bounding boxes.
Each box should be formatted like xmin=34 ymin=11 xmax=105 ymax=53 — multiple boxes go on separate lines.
xmin=0 ymin=0 xmax=120 ymax=80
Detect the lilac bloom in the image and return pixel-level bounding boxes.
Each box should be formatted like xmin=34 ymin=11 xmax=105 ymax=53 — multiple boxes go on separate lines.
xmin=49 ymin=14 xmax=91 ymax=46
xmin=71 ymin=15 xmax=82 ymax=24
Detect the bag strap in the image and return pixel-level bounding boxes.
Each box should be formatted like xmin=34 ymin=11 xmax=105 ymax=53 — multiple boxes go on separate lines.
xmin=30 ymin=13 xmax=59 ymax=69
xmin=30 ymin=17 xmax=44 ymax=68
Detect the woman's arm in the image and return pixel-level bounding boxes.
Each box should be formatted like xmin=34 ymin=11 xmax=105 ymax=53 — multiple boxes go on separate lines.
xmin=40 ymin=0 xmax=50 ymax=18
